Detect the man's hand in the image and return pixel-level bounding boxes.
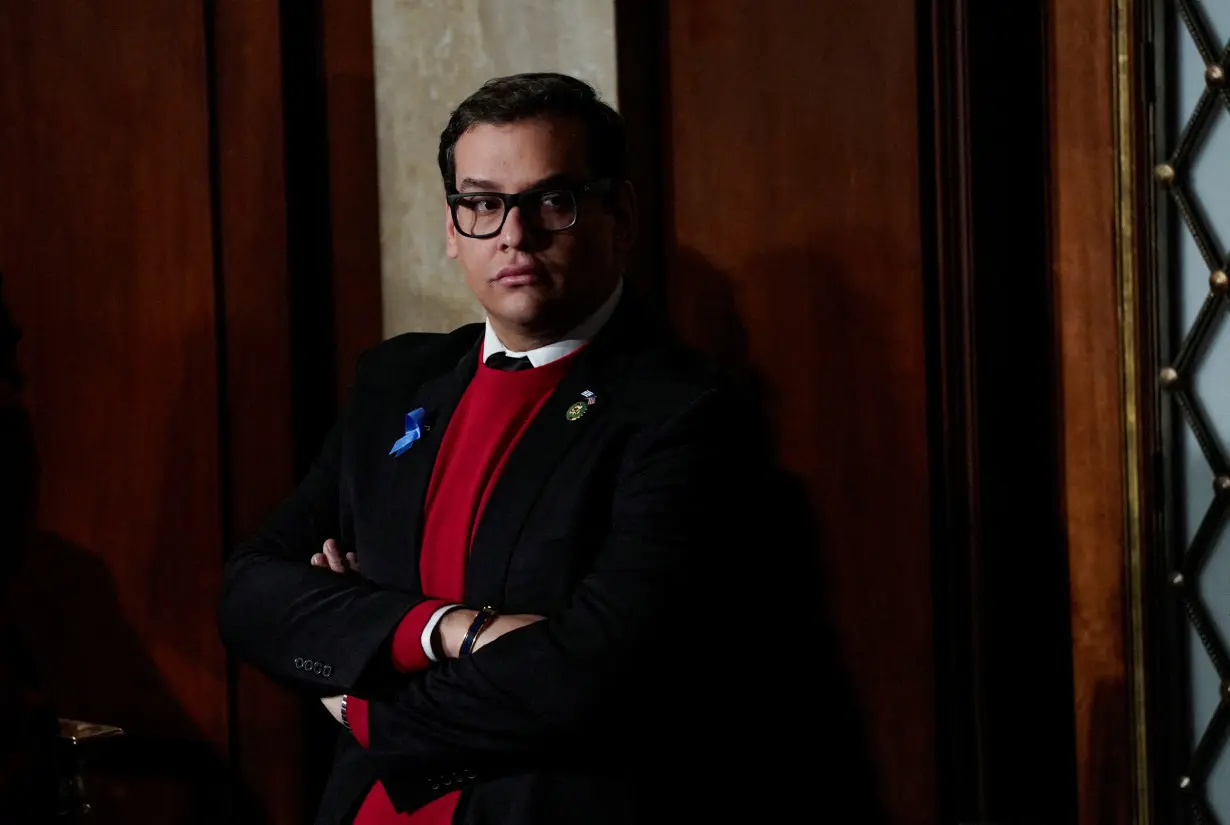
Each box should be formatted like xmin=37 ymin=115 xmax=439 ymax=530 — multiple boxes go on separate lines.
xmin=436 ymin=609 xmax=545 ymax=659
xmin=321 ymin=694 xmax=345 ymax=725
xmin=311 ymin=538 xmax=359 ymax=574
xmin=309 ymin=539 xmax=542 ymax=659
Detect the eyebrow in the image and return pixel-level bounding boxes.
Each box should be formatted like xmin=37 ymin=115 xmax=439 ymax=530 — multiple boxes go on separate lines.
xmin=456 ymin=173 xmax=575 ymax=193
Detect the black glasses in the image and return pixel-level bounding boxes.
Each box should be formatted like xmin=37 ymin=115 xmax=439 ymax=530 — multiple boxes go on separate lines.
xmin=446 ymin=179 xmax=613 ymax=239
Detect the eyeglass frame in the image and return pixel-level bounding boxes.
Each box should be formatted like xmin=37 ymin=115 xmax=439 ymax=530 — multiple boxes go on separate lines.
xmin=445 ymin=178 xmax=615 ymax=239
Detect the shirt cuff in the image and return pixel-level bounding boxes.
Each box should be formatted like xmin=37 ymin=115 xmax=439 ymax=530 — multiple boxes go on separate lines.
xmin=347 ymin=696 xmax=370 ymax=747
xmin=421 ymin=603 xmax=464 ymax=663
xmin=390 ymin=599 xmax=454 ymax=672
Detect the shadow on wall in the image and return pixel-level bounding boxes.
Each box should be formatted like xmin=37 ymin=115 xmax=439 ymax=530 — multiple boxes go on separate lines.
xmin=0 ymin=385 xmax=58 ymax=822
xmin=667 ymin=246 xmax=892 ymax=824
xmin=8 ymin=531 xmax=254 ymax=823
xmin=0 ymin=276 xmax=267 ymax=825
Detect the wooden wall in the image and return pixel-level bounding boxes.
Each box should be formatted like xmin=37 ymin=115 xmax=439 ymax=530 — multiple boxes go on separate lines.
xmin=929 ymin=0 xmax=1079 ymax=822
xmin=0 ymin=1 xmax=230 ymax=820
xmin=661 ymin=3 xmax=935 ymax=823
xmin=0 ymin=2 xmax=382 ymax=822
xmin=1049 ymin=0 xmax=1137 ymax=822
xmin=211 ymin=2 xmax=304 ymax=823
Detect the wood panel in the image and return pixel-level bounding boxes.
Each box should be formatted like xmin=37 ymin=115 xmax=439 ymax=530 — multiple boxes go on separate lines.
xmin=320 ymin=0 xmax=385 ymax=400
xmin=614 ymin=0 xmax=668 ymax=305
xmin=928 ymin=1 xmax=1079 ymax=822
xmin=209 ymin=2 xmax=307 ymax=823
xmin=1048 ymin=0 xmax=1134 ymax=822
xmin=0 ymin=0 xmax=229 ymax=819
xmin=664 ymin=3 xmax=934 ymax=822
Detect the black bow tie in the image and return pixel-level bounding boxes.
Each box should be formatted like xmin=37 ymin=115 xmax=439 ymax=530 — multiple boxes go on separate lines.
xmin=485 ymin=351 xmax=533 ymax=372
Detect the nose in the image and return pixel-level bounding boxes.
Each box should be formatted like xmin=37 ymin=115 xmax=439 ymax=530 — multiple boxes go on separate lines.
xmin=500 ymin=205 xmax=527 ymax=249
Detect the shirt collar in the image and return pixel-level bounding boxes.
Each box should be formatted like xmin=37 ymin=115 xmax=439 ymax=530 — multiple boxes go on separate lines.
xmin=482 ymin=278 xmax=623 ymax=368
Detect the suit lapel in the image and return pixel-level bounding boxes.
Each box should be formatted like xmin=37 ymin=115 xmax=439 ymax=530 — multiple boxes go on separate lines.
xmin=464 ymin=304 xmax=642 ymax=607
xmin=385 ymin=337 xmax=480 ymax=582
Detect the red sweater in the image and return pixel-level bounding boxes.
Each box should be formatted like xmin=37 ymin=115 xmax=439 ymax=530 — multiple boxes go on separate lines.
xmin=347 ymin=348 xmax=577 ymax=824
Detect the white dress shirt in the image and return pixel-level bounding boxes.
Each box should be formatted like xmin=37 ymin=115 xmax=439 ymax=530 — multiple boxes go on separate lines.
xmin=419 ymin=279 xmax=624 ymax=661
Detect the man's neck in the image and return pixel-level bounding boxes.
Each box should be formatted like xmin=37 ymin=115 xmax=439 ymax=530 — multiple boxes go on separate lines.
xmin=489 ymin=280 xmax=623 ymax=356
xmin=489 ymin=324 xmax=568 ymax=355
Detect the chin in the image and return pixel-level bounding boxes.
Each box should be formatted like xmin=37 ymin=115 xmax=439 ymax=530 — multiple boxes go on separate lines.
xmin=487 ymin=291 xmax=551 ymax=327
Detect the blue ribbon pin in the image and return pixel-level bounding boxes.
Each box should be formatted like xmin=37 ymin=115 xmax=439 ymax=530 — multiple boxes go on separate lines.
xmin=389 ymin=408 xmax=427 ymax=457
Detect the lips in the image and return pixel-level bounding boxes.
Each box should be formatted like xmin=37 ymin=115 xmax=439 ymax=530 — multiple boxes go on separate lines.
xmin=494 ymin=263 xmax=543 ymax=284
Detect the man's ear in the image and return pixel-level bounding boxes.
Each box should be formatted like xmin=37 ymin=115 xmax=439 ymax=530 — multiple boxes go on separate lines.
xmin=612 ymin=180 xmax=638 ymax=256
xmin=445 ymin=202 xmax=459 ymax=259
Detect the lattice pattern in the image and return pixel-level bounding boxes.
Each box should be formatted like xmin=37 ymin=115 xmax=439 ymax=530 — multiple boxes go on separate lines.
xmin=1158 ymin=2 xmax=1230 ymax=822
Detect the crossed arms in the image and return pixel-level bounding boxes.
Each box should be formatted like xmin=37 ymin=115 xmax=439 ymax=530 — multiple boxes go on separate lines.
xmin=216 ymin=384 xmax=733 ymax=781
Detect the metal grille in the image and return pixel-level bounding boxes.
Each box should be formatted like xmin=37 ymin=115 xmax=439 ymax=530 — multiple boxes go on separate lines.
xmin=1157 ymin=1 xmax=1230 ymax=822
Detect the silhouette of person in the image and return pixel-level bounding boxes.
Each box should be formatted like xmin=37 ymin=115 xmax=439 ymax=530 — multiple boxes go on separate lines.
xmin=0 ymin=273 xmax=59 ymax=822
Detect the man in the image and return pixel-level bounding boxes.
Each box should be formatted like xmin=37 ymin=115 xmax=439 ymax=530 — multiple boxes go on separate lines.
xmin=218 ymin=73 xmax=764 ymax=824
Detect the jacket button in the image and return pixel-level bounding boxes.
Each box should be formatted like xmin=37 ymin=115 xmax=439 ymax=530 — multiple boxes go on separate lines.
xmin=294 ymin=658 xmax=304 ymax=669
xmin=323 ymin=665 xmax=332 ymax=678
xmin=314 ymin=662 xmax=323 ymax=675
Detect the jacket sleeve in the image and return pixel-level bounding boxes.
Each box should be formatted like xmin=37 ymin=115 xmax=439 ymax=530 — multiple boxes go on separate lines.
xmin=216 ymin=362 xmax=433 ymax=696
xmin=362 ymin=386 xmax=740 ymax=780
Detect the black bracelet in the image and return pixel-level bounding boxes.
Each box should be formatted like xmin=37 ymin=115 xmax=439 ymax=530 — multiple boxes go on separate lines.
xmin=459 ymin=606 xmax=498 ymax=656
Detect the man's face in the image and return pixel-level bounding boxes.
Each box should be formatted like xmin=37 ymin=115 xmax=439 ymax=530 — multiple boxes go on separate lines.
xmin=445 ymin=116 xmax=635 ymax=343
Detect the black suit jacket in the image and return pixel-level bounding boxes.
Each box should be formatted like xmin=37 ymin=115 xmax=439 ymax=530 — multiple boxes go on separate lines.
xmin=217 ymin=297 xmax=769 ymax=824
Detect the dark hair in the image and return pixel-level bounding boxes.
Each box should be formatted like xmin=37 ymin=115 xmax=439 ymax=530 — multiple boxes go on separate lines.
xmin=437 ymin=72 xmax=627 ymax=195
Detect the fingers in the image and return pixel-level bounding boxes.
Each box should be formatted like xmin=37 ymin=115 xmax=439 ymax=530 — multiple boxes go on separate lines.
xmin=321 ymin=539 xmax=347 ymax=573
xmin=311 ymin=539 xmax=359 ymax=574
